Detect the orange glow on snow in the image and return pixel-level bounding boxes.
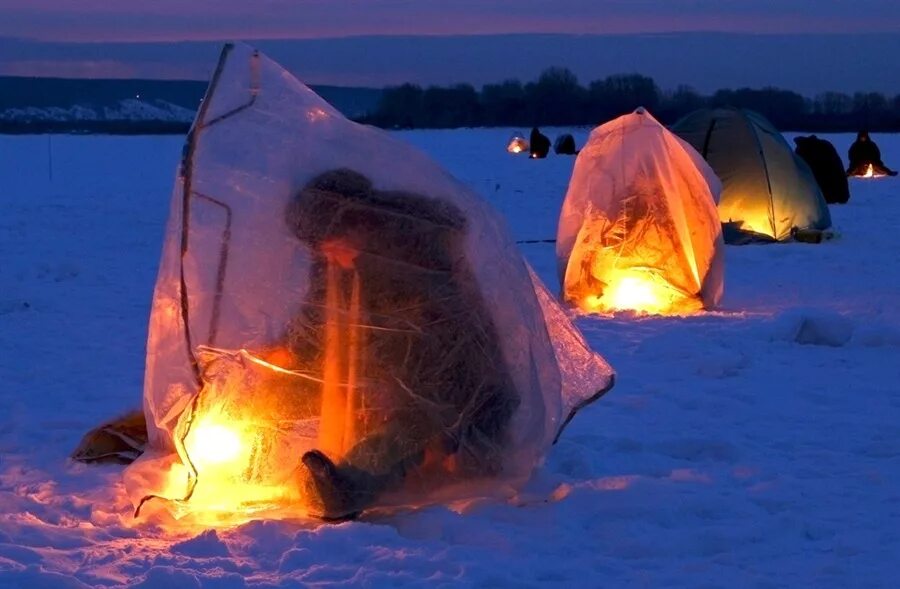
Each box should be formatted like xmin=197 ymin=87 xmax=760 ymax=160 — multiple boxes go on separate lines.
xmin=607 ymin=275 xmax=664 ymax=313
xmin=575 ymin=270 xmax=686 ymax=315
xmin=855 ymin=163 xmax=886 ymax=179
xmin=507 ymin=137 xmax=528 ymax=154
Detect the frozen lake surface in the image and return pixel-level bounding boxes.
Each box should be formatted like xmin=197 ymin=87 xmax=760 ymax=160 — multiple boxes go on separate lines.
xmin=1 ymin=129 xmax=899 ymax=588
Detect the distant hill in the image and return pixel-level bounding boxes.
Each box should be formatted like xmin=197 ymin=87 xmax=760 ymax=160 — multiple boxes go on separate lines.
xmin=0 ymin=76 xmax=383 ymax=134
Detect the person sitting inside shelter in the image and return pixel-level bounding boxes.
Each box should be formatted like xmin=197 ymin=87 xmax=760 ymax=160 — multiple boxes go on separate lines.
xmin=847 ymin=131 xmax=898 ymax=177
xmin=530 ymin=127 xmax=551 ymax=159
xmin=274 ymin=168 xmax=520 ymax=521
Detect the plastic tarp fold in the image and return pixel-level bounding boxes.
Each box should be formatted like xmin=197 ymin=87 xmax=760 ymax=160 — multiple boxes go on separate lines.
xmin=124 ymin=43 xmax=614 ymax=525
xmin=557 ymin=109 xmax=724 ymax=315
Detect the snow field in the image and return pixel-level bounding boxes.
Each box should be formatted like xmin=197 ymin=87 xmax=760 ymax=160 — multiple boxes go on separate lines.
xmin=0 ymin=130 xmax=898 ymax=588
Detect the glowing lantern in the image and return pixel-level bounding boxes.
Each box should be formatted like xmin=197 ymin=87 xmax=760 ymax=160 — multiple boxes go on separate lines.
xmin=184 ymin=421 xmax=242 ymax=469
xmin=607 ymin=274 xmax=665 ymax=313
xmin=577 ymin=271 xmax=685 ymax=315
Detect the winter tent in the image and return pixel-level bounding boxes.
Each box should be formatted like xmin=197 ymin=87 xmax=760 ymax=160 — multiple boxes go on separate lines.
xmin=672 ymin=108 xmax=831 ymax=243
xmin=507 ymin=133 xmax=529 ymax=154
xmin=557 ymin=108 xmax=724 ymax=315
xmin=117 ymin=43 xmax=614 ymax=526
xmin=793 ymin=135 xmax=850 ymax=204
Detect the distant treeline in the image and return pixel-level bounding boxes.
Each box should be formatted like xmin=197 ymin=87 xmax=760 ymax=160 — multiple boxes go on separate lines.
xmin=361 ymin=68 xmax=900 ymax=132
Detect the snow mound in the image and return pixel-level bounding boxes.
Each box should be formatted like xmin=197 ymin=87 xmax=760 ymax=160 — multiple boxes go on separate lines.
xmin=171 ymin=530 xmax=231 ymax=558
xmin=772 ymin=309 xmax=854 ymax=347
xmin=1 ymin=129 xmax=899 ymax=587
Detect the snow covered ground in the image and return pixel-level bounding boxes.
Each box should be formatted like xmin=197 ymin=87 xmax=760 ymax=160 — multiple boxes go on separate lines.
xmin=1 ymin=129 xmax=899 ymax=588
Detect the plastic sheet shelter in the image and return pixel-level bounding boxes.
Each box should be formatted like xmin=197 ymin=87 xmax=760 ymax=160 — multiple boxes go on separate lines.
xmin=124 ymin=43 xmax=614 ymax=526
xmin=672 ymin=108 xmax=831 ymax=243
xmin=507 ymin=133 xmax=529 ymax=154
xmin=557 ymin=109 xmax=724 ymax=315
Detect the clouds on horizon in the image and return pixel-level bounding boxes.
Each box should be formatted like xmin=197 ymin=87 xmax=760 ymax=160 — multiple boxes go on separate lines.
xmin=1 ymin=0 xmax=899 ymax=42
xmin=3 ymin=34 xmax=900 ymax=97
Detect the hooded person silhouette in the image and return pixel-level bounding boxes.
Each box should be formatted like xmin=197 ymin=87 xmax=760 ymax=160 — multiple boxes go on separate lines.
xmin=793 ymin=135 xmax=850 ymax=203
xmin=268 ymin=168 xmax=520 ymax=520
xmin=530 ymin=127 xmax=551 ymax=159
xmin=847 ymin=131 xmax=898 ymax=177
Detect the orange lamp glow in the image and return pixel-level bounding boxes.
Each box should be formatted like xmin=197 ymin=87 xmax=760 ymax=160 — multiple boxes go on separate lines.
xmin=170 ymin=412 xmax=300 ymax=523
xmin=572 ymin=269 xmax=694 ymax=315
xmin=606 ymin=275 xmax=665 ymax=313
xmin=507 ymin=138 xmax=528 ymax=154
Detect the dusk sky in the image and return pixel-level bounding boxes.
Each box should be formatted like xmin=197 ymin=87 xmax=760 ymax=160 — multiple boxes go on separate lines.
xmin=1 ymin=1 xmax=899 ymax=93
xmin=3 ymin=0 xmax=900 ymax=40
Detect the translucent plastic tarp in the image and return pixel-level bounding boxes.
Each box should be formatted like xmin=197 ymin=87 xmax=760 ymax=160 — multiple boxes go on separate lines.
xmin=672 ymin=108 xmax=831 ymax=242
xmin=507 ymin=133 xmax=529 ymax=154
xmin=557 ymin=109 xmax=724 ymax=315
xmin=124 ymin=43 xmax=614 ymax=525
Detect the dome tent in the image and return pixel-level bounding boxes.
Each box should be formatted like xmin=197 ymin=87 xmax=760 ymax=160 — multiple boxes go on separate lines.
xmin=119 ymin=43 xmax=614 ymax=525
xmin=557 ymin=108 xmax=724 ymax=315
xmin=672 ymin=108 xmax=831 ymax=244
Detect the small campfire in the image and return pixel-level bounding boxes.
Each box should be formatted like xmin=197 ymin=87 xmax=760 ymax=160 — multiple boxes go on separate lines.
xmin=861 ymin=163 xmax=886 ymax=179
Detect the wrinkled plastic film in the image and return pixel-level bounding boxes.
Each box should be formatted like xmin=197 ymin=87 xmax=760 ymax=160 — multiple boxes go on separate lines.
xmin=557 ymin=109 xmax=724 ymax=315
xmin=126 ymin=43 xmax=613 ymax=524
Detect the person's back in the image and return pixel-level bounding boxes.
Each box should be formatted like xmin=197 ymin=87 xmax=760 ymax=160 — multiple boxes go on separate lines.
xmin=283 ymin=168 xmax=520 ymax=520
xmin=530 ymin=127 xmax=551 ymax=159
xmin=794 ymin=135 xmax=850 ymax=204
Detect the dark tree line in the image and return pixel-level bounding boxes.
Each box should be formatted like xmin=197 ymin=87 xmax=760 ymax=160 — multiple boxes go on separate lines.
xmin=362 ymin=68 xmax=900 ymax=132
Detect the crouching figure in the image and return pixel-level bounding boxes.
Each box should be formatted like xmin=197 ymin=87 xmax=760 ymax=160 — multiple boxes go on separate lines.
xmin=847 ymin=131 xmax=898 ymax=177
xmin=268 ymin=169 xmax=520 ymax=520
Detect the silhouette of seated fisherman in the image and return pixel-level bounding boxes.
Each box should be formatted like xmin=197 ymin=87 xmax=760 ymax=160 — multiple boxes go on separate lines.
xmin=554 ymin=134 xmax=578 ymax=156
xmin=847 ymin=131 xmax=897 ymax=177
xmin=794 ymin=135 xmax=850 ymax=204
xmin=530 ymin=127 xmax=551 ymax=159
xmin=255 ymin=169 xmax=522 ymax=520
xmin=72 ymin=170 xmax=523 ymax=521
